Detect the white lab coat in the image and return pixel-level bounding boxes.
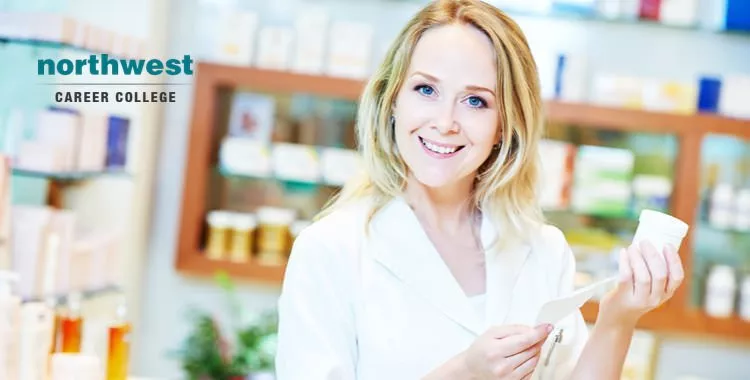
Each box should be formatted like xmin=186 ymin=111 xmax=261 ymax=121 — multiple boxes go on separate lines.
xmin=275 ymin=196 xmax=588 ymax=380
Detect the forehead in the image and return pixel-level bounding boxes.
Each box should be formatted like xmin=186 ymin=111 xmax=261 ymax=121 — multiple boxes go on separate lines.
xmin=408 ymin=23 xmax=498 ymax=88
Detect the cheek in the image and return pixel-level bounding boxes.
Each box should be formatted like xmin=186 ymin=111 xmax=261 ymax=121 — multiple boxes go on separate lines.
xmin=459 ymin=110 xmax=498 ymax=148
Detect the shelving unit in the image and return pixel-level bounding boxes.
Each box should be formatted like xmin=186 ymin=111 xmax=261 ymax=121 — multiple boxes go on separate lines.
xmin=177 ymin=61 xmax=750 ymax=341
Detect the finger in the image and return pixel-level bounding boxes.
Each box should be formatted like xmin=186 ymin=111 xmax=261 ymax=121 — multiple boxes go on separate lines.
xmin=618 ymin=247 xmax=634 ymax=292
xmin=497 ymin=325 xmax=551 ymax=355
xmin=511 ymin=351 xmax=541 ymax=379
xmin=664 ymin=244 xmax=685 ymax=297
xmin=506 ymin=339 xmax=544 ymax=369
xmin=488 ymin=324 xmax=535 ymax=339
xmin=640 ymin=241 xmax=667 ymax=298
xmin=628 ymin=243 xmax=651 ymax=300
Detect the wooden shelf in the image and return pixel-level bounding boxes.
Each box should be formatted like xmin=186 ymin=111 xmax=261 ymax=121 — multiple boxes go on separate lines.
xmin=177 ymin=62 xmax=750 ymax=342
xmin=176 ymin=250 xmax=287 ymax=285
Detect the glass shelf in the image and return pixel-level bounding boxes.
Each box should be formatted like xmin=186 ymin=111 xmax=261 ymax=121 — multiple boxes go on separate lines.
xmin=12 ymin=168 xmax=130 ymax=181
xmin=217 ymin=166 xmax=341 ymax=189
xmin=22 ymin=284 xmax=122 ymax=304
xmin=0 ymin=36 xmax=92 ymax=53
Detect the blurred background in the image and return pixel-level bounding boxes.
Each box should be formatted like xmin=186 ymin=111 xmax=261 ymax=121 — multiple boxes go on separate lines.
xmin=0 ymin=0 xmax=749 ymax=379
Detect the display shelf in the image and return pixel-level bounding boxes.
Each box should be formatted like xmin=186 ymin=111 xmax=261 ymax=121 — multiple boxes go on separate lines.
xmin=12 ymin=168 xmax=130 ymax=181
xmin=0 ymin=36 xmax=87 ymax=51
xmin=22 ymin=284 xmax=122 ymax=303
xmin=217 ymin=166 xmax=342 ymax=188
xmin=177 ymin=251 xmax=286 ymax=284
xmin=177 ymin=63 xmax=750 ymax=341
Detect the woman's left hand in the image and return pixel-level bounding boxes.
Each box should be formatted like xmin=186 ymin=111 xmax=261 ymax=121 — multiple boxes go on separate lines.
xmin=598 ymin=241 xmax=685 ymax=329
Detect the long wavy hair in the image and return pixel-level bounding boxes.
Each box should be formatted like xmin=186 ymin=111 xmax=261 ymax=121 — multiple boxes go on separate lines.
xmin=318 ymin=0 xmax=545 ymax=244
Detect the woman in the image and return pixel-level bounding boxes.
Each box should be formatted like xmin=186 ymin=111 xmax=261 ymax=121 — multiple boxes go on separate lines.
xmin=275 ymin=1 xmax=684 ymax=379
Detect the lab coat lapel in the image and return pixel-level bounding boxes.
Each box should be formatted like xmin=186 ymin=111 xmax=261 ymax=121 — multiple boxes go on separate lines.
xmin=369 ymin=198 xmax=484 ymax=336
xmin=482 ymin=214 xmax=532 ymax=326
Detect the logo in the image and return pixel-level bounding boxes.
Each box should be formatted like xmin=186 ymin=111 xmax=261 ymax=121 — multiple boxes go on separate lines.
xmin=40 ymin=54 xmax=195 ymax=104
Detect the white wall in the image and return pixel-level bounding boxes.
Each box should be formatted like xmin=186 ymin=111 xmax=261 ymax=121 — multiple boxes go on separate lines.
xmin=133 ymin=0 xmax=750 ymax=378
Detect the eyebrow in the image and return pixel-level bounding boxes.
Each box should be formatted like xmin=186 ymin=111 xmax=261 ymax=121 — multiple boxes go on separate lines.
xmin=411 ymin=71 xmax=496 ymax=97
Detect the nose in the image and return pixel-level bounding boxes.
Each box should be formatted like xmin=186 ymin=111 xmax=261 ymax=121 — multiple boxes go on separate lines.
xmin=434 ymin=102 xmax=459 ymax=134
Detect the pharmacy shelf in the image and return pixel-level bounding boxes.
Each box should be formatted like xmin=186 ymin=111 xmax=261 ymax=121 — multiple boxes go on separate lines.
xmin=0 ymin=36 xmax=133 ymax=58
xmin=23 ymin=284 xmax=123 ymax=304
xmin=177 ymin=251 xmax=286 ymax=285
xmin=176 ymin=62 xmax=750 ymax=342
xmin=217 ymin=166 xmax=342 ymax=188
xmin=12 ymin=168 xmax=130 ymax=181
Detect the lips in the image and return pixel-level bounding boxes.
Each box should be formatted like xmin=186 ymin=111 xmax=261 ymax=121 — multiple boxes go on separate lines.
xmin=418 ymin=136 xmax=465 ymax=156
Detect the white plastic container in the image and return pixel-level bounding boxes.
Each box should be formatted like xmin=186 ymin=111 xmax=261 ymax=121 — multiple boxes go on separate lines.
xmin=739 ymin=274 xmax=750 ymax=322
xmin=733 ymin=188 xmax=750 ymax=232
xmin=709 ymin=183 xmax=734 ymax=229
xmin=0 ymin=271 xmax=21 ymax=380
xmin=704 ymin=265 xmax=737 ymax=319
xmin=18 ymin=302 xmax=55 ymax=380
xmin=632 ymin=209 xmax=690 ymax=255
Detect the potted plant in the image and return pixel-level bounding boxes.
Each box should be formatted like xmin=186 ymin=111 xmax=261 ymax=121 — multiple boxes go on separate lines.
xmin=172 ymin=273 xmax=278 ymax=380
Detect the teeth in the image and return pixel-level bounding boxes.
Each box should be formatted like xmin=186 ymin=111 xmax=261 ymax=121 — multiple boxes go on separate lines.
xmin=422 ymin=139 xmax=457 ymax=154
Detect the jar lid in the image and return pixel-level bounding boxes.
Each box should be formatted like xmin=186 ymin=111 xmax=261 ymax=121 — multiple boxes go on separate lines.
xmin=638 ymin=209 xmax=689 ymax=238
xmin=257 ymin=207 xmax=297 ymax=225
xmin=207 ymin=211 xmax=233 ymax=227
xmin=232 ymin=213 xmax=257 ymax=230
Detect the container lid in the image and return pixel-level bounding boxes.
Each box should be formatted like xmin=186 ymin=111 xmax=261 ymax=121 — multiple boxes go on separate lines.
xmin=257 ymin=207 xmax=297 ymax=225
xmin=638 ymin=209 xmax=689 ymax=237
xmin=232 ymin=213 xmax=257 ymax=230
xmin=207 ymin=211 xmax=233 ymax=227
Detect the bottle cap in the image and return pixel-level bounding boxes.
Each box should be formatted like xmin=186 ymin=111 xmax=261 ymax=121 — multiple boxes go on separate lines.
xmin=207 ymin=211 xmax=233 ymax=227
xmin=638 ymin=209 xmax=689 ymax=238
xmin=232 ymin=213 xmax=257 ymax=230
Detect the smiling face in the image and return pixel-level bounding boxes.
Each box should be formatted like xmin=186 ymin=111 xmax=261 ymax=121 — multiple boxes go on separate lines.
xmin=393 ymin=22 xmax=499 ymax=190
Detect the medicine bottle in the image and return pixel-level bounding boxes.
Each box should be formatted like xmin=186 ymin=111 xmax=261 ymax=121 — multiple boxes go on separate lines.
xmin=229 ymin=213 xmax=257 ymax=263
xmin=205 ymin=211 xmax=232 ymax=260
xmin=704 ymin=264 xmax=737 ymax=319
xmin=256 ymin=207 xmax=296 ymax=266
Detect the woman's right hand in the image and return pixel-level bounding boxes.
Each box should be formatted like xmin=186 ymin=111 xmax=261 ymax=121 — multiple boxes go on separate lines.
xmin=463 ymin=324 xmax=553 ymax=380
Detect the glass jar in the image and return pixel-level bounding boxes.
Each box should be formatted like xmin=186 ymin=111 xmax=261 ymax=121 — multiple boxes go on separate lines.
xmin=205 ymin=211 xmax=232 ymax=260
xmin=228 ymin=213 xmax=257 ymax=263
xmin=256 ymin=207 xmax=296 ymax=266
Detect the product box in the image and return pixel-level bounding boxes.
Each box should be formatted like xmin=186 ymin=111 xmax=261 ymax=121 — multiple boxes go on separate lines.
xmin=227 ymin=92 xmax=275 ymax=142
xmin=639 ymin=0 xmax=662 ymax=21
xmin=659 ymin=0 xmax=699 ymax=27
xmin=718 ymin=74 xmax=750 ymax=119
xmin=641 ymin=80 xmax=697 ymax=114
xmin=219 ymin=137 xmax=272 ymax=177
xmin=215 ymin=10 xmax=259 ymax=65
xmin=272 ymin=143 xmax=321 ymax=183
xmin=34 ymin=108 xmax=82 ymax=171
xmin=11 ymin=205 xmax=54 ymax=299
xmin=326 ymin=21 xmax=373 ymax=79
xmin=76 ymin=111 xmax=109 ymax=172
xmin=320 ymin=147 xmax=361 ymax=186
xmin=571 ymin=145 xmax=634 ymax=217
xmin=538 ymin=139 xmax=576 ymax=210
xmin=255 ymin=26 xmax=294 ymax=70
xmin=555 ymin=52 xmax=588 ymax=102
xmin=291 ymin=9 xmax=329 ymax=74
xmin=590 ymin=74 xmax=644 ymax=109
xmin=105 ymin=116 xmax=130 ymax=170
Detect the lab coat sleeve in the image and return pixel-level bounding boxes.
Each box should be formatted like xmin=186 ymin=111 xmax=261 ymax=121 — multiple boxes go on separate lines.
xmin=535 ymin=241 xmax=589 ymax=380
xmin=275 ymin=229 xmax=358 ymax=380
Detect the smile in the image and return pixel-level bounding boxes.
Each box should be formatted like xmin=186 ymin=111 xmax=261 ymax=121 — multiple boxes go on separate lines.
xmin=418 ymin=136 xmax=465 ymax=156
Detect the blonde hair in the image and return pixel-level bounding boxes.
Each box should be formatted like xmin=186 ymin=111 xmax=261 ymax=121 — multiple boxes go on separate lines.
xmin=319 ymin=0 xmax=545 ymax=244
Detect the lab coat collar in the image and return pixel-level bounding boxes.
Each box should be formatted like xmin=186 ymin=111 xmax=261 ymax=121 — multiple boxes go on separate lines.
xmin=368 ymin=197 xmax=531 ymax=336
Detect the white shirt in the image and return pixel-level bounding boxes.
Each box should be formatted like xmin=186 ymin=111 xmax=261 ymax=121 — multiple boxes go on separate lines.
xmin=275 ymin=197 xmax=588 ymax=380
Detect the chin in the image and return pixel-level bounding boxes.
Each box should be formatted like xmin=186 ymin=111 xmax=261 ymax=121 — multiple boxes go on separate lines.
xmin=410 ymin=167 xmax=462 ymax=189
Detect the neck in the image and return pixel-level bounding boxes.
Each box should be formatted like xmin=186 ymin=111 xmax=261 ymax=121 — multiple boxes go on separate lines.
xmin=404 ymin=174 xmax=477 ymax=233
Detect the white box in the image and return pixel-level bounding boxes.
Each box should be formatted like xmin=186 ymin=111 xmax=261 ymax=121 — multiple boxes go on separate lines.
xmin=321 ymin=148 xmax=360 ymax=186
xmin=35 ymin=110 xmax=81 ymax=171
xmin=255 ymin=26 xmax=294 ymax=70
xmin=77 ymin=111 xmax=108 ymax=171
xmin=326 ymin=21 xmax=373 ymax=79
xmin=660 ymin=0 xmax=699 ymax=27
xmin=719 ymin=75 xmax=750 ymax=119
xmin=272 ymin=143 xmax=320 ymax=183
xmin=292 ymin=9 xmax=329 ymax=74
xmin=219 ymin=137 xmax=272 ymax=177
xmin=215 ymin=10 xmax=259 ymax=65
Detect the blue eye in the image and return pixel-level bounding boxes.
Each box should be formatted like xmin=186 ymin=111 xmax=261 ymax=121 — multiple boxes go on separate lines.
xmin=415 ymin=84 xmax=435 ymax=96
xmin=467 ymin=96 xmax=487 ymax=108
